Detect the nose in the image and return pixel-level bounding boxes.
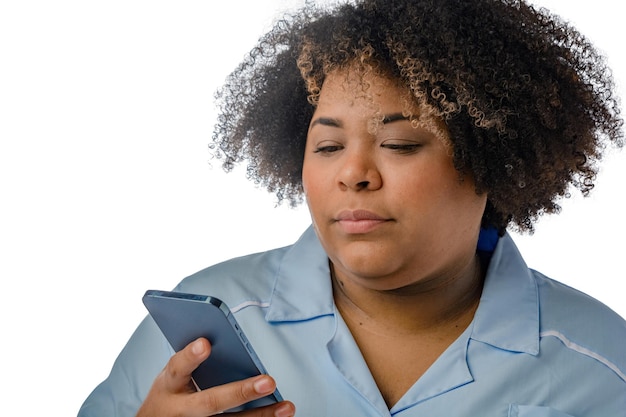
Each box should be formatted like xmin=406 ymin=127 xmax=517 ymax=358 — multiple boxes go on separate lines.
xmin=337 ymin=148 xmax=382 ymax=191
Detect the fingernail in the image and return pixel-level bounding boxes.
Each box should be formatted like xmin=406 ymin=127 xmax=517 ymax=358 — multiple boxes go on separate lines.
xmin=274 ymin=403 xmax=294 ymax=417
xmin=191 ymin=339 xmax=204 ymax=355
xmin=253 ymin=376 xmax=274 ymax=394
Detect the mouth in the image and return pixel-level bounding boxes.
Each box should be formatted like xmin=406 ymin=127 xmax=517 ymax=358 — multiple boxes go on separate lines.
xmin=334 ymin=210 xmax=391 ymax=234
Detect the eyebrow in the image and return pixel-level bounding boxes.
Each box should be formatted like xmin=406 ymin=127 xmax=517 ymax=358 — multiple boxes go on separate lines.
xmin=309 ymin=113 xmax=409 ymax=130
xmin=382 ymin=113 xmax=410 ymax=124
xmin=309 ymin=117 xmax=342 ymax=129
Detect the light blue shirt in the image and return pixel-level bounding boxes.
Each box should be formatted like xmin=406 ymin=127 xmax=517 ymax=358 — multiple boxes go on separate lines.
xmin=79 ymin=226 xmax=626 ymax=416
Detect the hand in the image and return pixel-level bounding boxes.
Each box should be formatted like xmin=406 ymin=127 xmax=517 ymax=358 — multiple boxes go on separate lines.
xmin=136 ymin=338 xmax=295 ymax=417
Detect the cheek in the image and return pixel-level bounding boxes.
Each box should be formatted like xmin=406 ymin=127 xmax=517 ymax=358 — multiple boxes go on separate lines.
xmin=301 ymin=156 xmax=326 ymax=199
xmin=301 ymin=159 xmax=312 ymax=196
xmin=301 ymin=163 xmax=326 ymax=233
xmin=398 ymin=160 xmax=484 ymax=217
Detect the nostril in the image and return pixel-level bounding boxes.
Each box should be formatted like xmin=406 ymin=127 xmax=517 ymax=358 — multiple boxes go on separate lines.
xmin=356 ymin=180 xmax=370 ymax=189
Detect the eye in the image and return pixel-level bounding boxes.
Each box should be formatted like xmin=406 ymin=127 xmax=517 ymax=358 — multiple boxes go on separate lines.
xmin=312 ymin=141 xmax=344 ymax=155
xmin=380 ymin=140 xmax=422 ymax=154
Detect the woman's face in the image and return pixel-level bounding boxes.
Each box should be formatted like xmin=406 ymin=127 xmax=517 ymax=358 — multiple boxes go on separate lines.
xmin=302 ymin=69 xmax=487 ymax=291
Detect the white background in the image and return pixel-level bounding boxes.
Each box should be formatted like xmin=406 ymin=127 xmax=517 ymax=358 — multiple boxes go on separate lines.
xmin=0 ymin=1 xmax=624 ymax=415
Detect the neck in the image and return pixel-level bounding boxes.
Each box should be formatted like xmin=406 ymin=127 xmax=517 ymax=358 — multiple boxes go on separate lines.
xmin=331 ymin=254 xmax=485 ymax=335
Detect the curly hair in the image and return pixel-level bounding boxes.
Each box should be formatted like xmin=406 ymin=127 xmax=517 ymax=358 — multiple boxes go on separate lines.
xmin=210 ymin=0 xmax=623 ymax=233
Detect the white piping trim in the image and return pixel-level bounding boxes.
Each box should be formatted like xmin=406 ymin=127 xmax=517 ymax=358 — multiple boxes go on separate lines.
xmin=230 ymin=300 xmax=271 ymax=314
xmin=540 ymin=330 xmax=626 ymax=383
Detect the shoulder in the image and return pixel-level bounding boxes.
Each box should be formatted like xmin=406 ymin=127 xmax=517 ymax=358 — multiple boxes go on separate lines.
xmin=172 ymin=226 xmax=323 ymax=307
xmin=173 ymin=244 xmax=293 ymax=306
xmin=482 ymin=233 xmax=626 ymax=384
xmin=533 ymin=269 xmax=626 ymax=382
xmin=533 ymin=269 xmax=626 ymax=338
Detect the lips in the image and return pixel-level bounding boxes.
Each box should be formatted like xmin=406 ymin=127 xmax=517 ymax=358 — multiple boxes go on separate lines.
xmin=334 ymin=210 xmax=391 ymax=234
xmin=336 ymin=209 xmax=386 ymax=221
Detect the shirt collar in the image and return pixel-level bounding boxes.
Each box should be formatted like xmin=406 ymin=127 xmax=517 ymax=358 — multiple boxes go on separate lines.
xmin=267 ymin=227 xmax=540 ymax=356
xmin=470 ymin=233 xmax=540 ymax=355
xmin=266 ymin=226 xmax=335 ymax=322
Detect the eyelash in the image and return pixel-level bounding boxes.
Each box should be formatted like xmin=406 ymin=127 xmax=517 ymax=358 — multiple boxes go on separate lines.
xmin=313 ymin=145 xmax=343 ymax=154
xmin=313 ymin=143 xmax=422 ymax=155
xmin=381 ymin=143 xmax=422 ymax=154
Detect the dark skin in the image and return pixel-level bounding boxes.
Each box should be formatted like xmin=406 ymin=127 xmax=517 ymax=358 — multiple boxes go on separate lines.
xmin=332 ymin=267 xmax=483 ymax=407
xmin=136 ymin=338 xmax=295 ymax=417
xmin=302 ymin=69 xmax=487 ymax=407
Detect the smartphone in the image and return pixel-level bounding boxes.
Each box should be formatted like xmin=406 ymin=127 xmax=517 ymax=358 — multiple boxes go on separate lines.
xmin=142 ymin=289 xmax=283 ymax=411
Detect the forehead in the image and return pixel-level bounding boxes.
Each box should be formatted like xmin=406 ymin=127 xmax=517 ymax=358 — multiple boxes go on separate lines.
xmin=315 ymin=68 xmax=449 ymax=140
xmin=318 ymin=69 xmax=411 ymax=106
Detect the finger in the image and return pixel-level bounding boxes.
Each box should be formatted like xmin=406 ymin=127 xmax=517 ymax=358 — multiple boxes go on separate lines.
xmin=188 ymin=375 xmax=284 ymax=415
xmin=163 ymin=338 xmax=211 ymax=392
xmin=235 ymin=401 xmax=296 ymax=417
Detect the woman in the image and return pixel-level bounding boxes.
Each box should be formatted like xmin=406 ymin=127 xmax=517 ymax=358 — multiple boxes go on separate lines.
xmin=79 ymin=0 xmax=625 ymax=416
